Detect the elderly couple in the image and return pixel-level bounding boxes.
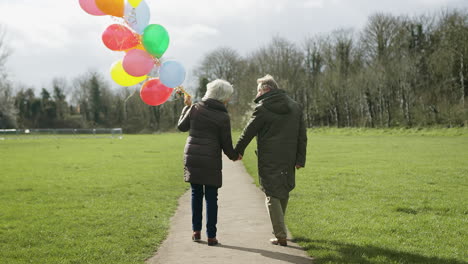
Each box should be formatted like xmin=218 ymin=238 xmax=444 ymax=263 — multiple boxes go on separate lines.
xmin=177 ymin=75 xmax=307 ymax=247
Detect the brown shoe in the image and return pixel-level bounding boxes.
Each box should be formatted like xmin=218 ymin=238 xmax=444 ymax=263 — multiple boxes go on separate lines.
xmin=192 ymin=231 xmax=201 ymax=242
xmin=207 ymin=238 xmax=219 ymax=246
xmin=270 ymin=238 xmax=287 ymax=246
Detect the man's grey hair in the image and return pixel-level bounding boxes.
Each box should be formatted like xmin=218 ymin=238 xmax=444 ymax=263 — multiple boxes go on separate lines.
xmin=202 ymin=79 xmax=234 ymax=102
xmin=257 ymin=74 xmax=279 ymax=91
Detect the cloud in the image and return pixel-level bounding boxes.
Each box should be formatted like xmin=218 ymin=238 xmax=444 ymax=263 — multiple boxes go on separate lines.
xmin=171 ymin=24 xmax=219 ymax=46
xmin=0 ymin=1 xmax=107 ymax=51
xmin=416 ymin=0 xmax=451 ymax=5
xmin=303 ymin=0 xmax=325 ymax=9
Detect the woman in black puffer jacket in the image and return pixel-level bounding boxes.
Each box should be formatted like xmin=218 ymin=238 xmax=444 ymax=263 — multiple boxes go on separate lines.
xmin=177 ymin=79 xmax=240 ymax=246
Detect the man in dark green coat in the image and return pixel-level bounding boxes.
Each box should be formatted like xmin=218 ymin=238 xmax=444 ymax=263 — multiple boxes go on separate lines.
xmin=235 ymin=74 xmax=307 ymax=247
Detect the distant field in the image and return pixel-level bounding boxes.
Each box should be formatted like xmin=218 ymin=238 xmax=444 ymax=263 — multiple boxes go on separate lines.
xmin=242 ymin=128 xmax=468 ymax=264
xmin=0 ymin=134 xmax=188 ymax=264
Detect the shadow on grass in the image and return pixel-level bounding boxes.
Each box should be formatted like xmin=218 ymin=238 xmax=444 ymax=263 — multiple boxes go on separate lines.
xmin=293 ymin=237 xmax=466 ymax=264
xmin=219 ymin=244 xmax=313 ymax=264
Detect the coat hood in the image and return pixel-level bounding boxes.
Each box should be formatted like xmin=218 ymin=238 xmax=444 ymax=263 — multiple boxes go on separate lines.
xmin=200 ymin=99 xmax=228 ymax=113
xmin=254 ymin=89 xmax=290 ymax=115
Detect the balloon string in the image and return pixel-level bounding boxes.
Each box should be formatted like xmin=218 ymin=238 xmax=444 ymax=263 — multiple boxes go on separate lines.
xmin=141 ymin=83 xmax=189 ymax=96
xmin=176 ymin=86 xmax=191 ymax=97
xmin=154 ymin=58 xmax=161 ymax=66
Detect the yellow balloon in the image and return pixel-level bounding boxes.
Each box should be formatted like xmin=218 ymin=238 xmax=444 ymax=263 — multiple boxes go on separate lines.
xmin=124 ymin=43 xmax=146 ymax=53
xmin=110 ymin=60 xmax=147 ymax=87
xmin=128 ymin=0 xmax=143 ymax=8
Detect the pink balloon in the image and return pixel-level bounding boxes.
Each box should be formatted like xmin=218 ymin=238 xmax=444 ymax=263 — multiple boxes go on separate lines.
xmin=79 ymin=0 xmax=106 ymax=16
xmin=140 ymin=79 xmax=174 ymax=106
xmin=123 ymin=49 xmax=155 ymax=77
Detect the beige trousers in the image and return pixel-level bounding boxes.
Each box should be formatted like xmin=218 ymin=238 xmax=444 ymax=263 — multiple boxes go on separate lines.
xmin=265 ymin=195 xmax=289 ymax=239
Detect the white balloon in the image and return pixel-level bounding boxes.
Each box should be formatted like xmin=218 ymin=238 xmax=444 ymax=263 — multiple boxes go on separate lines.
xmin=125 ymin=1 xmax=150 ymax=34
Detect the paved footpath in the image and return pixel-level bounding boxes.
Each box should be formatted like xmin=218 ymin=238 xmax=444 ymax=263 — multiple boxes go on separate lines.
xmin=147 ymin=156 xmax=313 ymax=264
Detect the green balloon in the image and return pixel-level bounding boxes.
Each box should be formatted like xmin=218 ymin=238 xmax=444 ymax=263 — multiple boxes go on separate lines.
xmin=143 ymin=24 xmax=170 ymax=58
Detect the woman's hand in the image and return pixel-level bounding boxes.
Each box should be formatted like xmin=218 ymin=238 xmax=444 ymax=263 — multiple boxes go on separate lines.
xmin=184 ymin=94 xmax=192 ymax=106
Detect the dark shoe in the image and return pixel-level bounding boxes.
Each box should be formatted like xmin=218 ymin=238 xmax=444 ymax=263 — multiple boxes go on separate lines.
xmin=192 ymin=231 xmax=201 ymax=242
xmin=207 ymin=238 xmax=219 ymax=246
xmin=270 ymin=238 xmax=287 ymax=246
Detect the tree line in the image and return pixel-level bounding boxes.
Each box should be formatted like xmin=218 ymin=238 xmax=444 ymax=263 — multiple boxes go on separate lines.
xmin=196 ymin=9 xmax=467 ymax=129
xmin=0 ymin=9 xmax=467 ymax=132
xmin=0 ymin=71 xmax=185 ymax=132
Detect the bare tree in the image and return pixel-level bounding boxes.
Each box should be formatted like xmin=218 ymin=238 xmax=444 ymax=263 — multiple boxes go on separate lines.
xmin=194 ymin=47 xmax=249 ymax=128
xmin=195 ymin=47 xmax=245 ymax=84
xmin=52 ymin=78 xmax=69 ymax=121
xmin=0 ymin=25 xmax=10 ymax=72
xmin=0 ymin=80 xmax=16 ymax=128
xmin=436 ymin=10 xmax=468 ymax=108
xmin=249 ymin=36 xmax=305 ymax=114
xmin=362 ymin=13 xmax=402 ymax=63
xmin=303 ymin=36 xmax=326 ymax=127
xmin=0 ymin=25 xmax=15 ymax=128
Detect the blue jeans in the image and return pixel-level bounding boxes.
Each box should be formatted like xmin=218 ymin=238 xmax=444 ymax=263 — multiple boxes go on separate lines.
xmin=191 ymin=184 xmax=218 ymax=238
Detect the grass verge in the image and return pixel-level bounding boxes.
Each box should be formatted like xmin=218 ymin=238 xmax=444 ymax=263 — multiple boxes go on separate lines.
xmin=241 ymin=129 xmax=468 ymax=264
xmin=0 ymin=134 xmax=188 ymax=264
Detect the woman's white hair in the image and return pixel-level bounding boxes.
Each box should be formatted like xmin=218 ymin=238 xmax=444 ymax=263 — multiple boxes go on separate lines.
xmin=202 ymin=79 xmax=234 ymax=102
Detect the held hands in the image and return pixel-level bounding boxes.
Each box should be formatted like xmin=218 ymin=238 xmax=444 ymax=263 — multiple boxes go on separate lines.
xmin=233 ymin=154 xmax=243 ymax=162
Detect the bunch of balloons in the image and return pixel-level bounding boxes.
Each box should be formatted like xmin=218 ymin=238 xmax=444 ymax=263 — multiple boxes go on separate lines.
xmin=79 ymin=0 xmax=187 ymax=106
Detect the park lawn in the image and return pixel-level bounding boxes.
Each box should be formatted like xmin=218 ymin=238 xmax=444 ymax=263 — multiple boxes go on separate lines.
xmin=0 ymin=134 xmax=188 ymax=264
xmin=241 ymin=128 xmax=468 ymax=264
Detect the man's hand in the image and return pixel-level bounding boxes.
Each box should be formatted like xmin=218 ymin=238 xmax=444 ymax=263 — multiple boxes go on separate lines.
xmin=234 ymin=154 xmax=243 ymax=161
xmin=295 ymin=165 xmax=303 ymax=170
xmin=184 ymin=94 xmax=192 ymax=106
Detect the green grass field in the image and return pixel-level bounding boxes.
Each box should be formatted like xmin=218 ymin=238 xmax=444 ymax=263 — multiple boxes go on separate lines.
xmin=242 ymin=129 xmax=468 ymax=264
xmin=1 ymin=129 xmax=467 ymax=264
xmin=0 ymin=134 xmax=188 ymax=264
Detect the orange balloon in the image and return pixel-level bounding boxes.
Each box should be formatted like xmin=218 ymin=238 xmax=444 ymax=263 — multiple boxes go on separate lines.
xmin=95 ymin=0 xmax=124 ymax=17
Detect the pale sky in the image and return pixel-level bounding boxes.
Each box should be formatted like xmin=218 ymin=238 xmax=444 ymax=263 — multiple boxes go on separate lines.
xmin=0 ymin=0 xmax=467 ymax=92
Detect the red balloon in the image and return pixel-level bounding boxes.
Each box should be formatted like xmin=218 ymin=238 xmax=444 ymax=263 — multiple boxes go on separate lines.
xmin=102 ymin=24 xmax=140 ymax=51
xmin=140 ymin=79 xmax=174 ymax=106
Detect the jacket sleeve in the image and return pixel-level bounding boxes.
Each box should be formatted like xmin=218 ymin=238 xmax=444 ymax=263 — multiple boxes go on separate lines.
xmin=234 ymin=106 xmax=266 ymax=156
xmin=220 ymin=116 xmax=239 ymax=160
xmin=296 ymin=110 xmax=307 ymax=167
xmin=177 ymin=105 xmax=192 ymax=132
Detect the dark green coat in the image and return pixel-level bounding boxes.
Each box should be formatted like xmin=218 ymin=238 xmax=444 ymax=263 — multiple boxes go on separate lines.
xmin=235 ymin=90 xmax=307 ymax=199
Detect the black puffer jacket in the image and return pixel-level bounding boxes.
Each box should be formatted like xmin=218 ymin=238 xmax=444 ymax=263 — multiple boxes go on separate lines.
xmin=178 ymin=99 xmax=238 ymax=187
